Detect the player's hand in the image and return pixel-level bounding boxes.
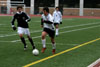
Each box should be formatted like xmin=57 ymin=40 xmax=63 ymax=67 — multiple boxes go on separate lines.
xmin=41 ymin=25 xmax=43 ymax=28
xmin=25 ymin=20 xmax=28 ymax=22
xmin=60 ymin=22 xmax=62 ymax=24
xmin=12 ymin=27 xmax=16 ymax=31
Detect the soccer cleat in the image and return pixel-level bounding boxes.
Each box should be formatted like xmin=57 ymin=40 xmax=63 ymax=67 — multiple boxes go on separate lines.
xmin=24 ymin=45 xmax=28 ymax=51
xmin=52 ymin=49 xmax=56 ymax=54
xmin=32 ymin=45 xmax=36 ymax=50
xmin=24 ymin=48 xmax=27 ymax=51
xmin=56 ymin=33 xmax=59 ymax=36
xmin=41 ymin=48 xmax=46 ymax=53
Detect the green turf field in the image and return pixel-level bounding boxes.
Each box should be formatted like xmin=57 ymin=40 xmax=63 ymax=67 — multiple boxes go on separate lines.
xmin=0 ymin=16 xmax=100 ymax=67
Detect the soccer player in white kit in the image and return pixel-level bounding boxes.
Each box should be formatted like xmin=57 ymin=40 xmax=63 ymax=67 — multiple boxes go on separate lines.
xmin=53 ymin=7 xmax=62 ymax=36
xmin=41 ymin=7 xmax=56 ymax=54
xmin=11 ymin=6 xmax=36 ymax=50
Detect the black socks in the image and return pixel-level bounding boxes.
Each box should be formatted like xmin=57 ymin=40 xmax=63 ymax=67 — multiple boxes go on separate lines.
xmin=20 ymin=37 xmax=27 ymax=48
xmin=28 ymin=38 xmax=35 ymax=49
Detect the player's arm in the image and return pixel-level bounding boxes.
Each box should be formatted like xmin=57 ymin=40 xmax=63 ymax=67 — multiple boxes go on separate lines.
xmin=43 ymin=15 xmax=53 ymax=24
xmin=53 ymin=12 xmax=55 ymax=20
xmin=24 ymin=12 xmax=31 ymax=22
xmin=44 ymin=15 xmax=53 ymax=24
xmin=43 ymin=20 xmax=53 ymax=24
xmin=11 ymin=14 xmax=16 ymax=30
xmin=60 ymin=12 xmax=62 ymax=24
xmin=41 ymin=15 xmax=44 ymax=28
xmin=41 ymin=18 xmax=43 ymax=25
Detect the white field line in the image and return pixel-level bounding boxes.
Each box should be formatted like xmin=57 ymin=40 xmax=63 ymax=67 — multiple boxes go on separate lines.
xmin=0 ymin=41 xmax=12 ymax=42
xmin=60 ymin=25 xmax=100 ymax=34
xmin=11 ymin=36 xmax=41 ymax=42
xmin=0 ymin=41 xmax=78 ymax=46
xmin=63 ymin=19 xmax=74 ymax=20
xmin=60 ymin=22 xmax=100 ymax=29
xmin=34 ymin=42 xmax=78 ymax=46
xmin=11 ymin=25 xmax=100 ymax=42
xmin=22 ymin=42 xmax=78 ymax=46
xmin=0 ymin=22 xmax=100 ymax=38
xmin=0 ymin=30 xmax=42 ymax=37
xmin=0 ymin=34 xmax=17 ymax=37
xmin=34 ymin=21 xmax=41 ymax=22
xmin=0 ymin=24 xmax=5 ymax=25
xmin=87 ymin=58 xmax=100 ymax=67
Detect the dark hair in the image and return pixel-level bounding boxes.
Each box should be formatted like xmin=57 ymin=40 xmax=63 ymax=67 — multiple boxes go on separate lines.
xmin=43 ymin=7 xmax=49 ymax=13
xmin=56 ymin=7 xmax=59 ymax=9
xmin=17 ymin=6 xmax=23 ymax=10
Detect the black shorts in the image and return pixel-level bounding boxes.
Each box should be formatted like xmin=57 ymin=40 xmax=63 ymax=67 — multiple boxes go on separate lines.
xmin=54 ymin=23 xmax=59 ymax=26
xmin=43 ymin=28 xmax=55 ymax=38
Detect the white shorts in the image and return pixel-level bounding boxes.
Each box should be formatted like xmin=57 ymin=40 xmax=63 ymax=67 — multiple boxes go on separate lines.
xmin=17 ymin=27 xmax=30 ymax=36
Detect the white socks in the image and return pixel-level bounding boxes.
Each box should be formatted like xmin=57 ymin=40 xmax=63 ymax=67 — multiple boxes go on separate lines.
xmin=42 ymin=39 xmax=56 ymax=49
xmin=52 ymin=43 xmax=56 ymax=49
xmin=42 ymin=39 xmax=46 ymax=48
xmin=56 ymin=28 xmax=59 ymax=35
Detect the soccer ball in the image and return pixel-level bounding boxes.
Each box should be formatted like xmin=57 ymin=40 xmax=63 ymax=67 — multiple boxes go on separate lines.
xmin=32 ymin=49 xmax=39 ymax=56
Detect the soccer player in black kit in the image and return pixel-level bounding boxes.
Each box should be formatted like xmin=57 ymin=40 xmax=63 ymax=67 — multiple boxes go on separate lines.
xmin=11 ymin=6 xmax=35 ymax=50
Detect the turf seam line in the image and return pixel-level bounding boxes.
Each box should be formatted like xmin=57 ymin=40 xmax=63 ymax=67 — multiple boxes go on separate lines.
xmin=23 ymin=38 xmax=100 ymax=67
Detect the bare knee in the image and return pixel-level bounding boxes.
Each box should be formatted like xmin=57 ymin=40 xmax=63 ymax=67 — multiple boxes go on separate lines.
xmin=19 ymin=34 xmax=23 ymax=38
xmin=51 ymin=38 xmax=55 ymax=44
xmin=42 ymin=32 xmax=47 ymax=39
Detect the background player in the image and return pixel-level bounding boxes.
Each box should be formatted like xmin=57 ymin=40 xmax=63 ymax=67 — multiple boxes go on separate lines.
xmin=11 ymin=6 xmax=35 ymax=50
xmin=41 ymin=7 xmax=56 ymax=54
xmin=53 ymin=7 xmax=62 ymax=36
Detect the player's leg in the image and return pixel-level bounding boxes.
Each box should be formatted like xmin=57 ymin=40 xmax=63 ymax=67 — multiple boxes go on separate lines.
xmin=50 ymin=30 xmax=56 ymax=54
xmin=18 ymin=27 xmax=27 ymax=50
xmin=41 ymin=31 xmax=47 ymax=53
xmin=51 ymin=37 xmax=56 ymax=54
xmin=48 ymin=29 xmax=56 ymax=54
xmin=55 ymin=23 xmax=59 ymax=36
xmin=25 ymin=28 xmax=35 ymax=49
xmin=27 ymin=35 xmax=35 ymax=49
xmin=19 ymin=34 xmax=27 ymax=50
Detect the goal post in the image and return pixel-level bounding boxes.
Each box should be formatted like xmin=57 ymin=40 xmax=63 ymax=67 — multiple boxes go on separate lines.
xmin=0 ymin=1 xmax=11 ymax=14
xmin=11 ymin=0 xmax=24 ymax=3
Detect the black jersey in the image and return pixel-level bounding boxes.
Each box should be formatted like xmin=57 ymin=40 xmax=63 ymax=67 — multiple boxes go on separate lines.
xmin=11 ymin=11 xmax=30 ymax=28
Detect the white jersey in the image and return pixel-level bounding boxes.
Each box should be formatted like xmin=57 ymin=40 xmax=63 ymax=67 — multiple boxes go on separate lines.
xmin=53 ymin=10 xmax=62 ymax=23
xmin=41 ymin=13 xmax=55 ymax=30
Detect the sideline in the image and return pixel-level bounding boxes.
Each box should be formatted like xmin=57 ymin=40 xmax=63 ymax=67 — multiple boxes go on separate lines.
xmin=23 ymin=38 xmax=100 ymax=67
xmin=88 ymin=58 xmax=100 ymax=67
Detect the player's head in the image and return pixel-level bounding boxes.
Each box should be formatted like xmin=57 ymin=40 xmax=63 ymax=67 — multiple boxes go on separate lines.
xmin=55 ymin=7 xmax=59 ymax=11
xmin=17 ymin=6 xmax=23 ymax=12
xmin=43 ymin=7 xmax=49 ymax=16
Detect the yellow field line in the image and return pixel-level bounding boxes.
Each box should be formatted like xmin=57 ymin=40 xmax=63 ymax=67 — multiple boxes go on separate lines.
xmin=23 ymin=38 xmax=100 ymax=67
